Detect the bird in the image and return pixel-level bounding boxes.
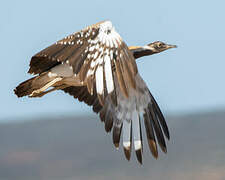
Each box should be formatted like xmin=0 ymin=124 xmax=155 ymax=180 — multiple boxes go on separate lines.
xmin=14 ymin=20 xmax=177 ymax=164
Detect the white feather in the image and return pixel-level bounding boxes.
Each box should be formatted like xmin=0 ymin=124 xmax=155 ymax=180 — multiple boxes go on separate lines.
xmin=106 ymin=39 xmax=110 ymax=47
xmin=95 ymin=43 xmax=99 ymax=50
xmin=95 ymin=66 xmax=104 ymax=95
xmin=93 ymin=51 xmax=99 ymax=59
xmin=90 ymin=59 xmax=96 ymax=68
xmin=96 ymin=56 xmax=103 ymax=65
xmin=87 ymin=69 xmax=93 ymax=77
xmin=111 ymin=37 xmax=118 ymax=48
xmin=102 ymin=34 xmax=106 ymax=44
xmin=123 ymin=120 xmax=131 ymax=149
xmin=134 ymin=140 xmax=142 ymax=150
xmin=104 ymin=55 xmax=114 ymax=93
xmin=110 ymin=50 xmax=113 ymax=59
xmin=89 ymin=45 xmax=95 ymax=52
xmin=110 ymin=38 xmax=114 ymax=48
xmin=132 ymin=110 xmax=142 ymax=151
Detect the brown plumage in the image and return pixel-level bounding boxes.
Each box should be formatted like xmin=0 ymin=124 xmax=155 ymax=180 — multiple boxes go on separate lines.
xmin=14 ymin=20 xmax=176 ymax=164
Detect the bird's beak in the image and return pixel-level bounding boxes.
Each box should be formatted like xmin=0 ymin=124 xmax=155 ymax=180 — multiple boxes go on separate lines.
xmin=166 ymin=44 xmax=177 ymax=49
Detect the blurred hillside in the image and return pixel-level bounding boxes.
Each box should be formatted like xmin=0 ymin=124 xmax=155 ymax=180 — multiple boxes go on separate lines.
xmin=0 ymin=111 xmax=225 ymax=180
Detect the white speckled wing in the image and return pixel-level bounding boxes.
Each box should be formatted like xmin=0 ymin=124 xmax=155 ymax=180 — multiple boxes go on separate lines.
xmin=29 ymin=20 xmax=138 ymax=103
xmin=27 ymin=20 xmax=169 ymax=164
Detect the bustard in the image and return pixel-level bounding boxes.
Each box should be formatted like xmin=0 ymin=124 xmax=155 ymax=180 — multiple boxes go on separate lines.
xmin=14 ymin=20 xmax=176 ymax=164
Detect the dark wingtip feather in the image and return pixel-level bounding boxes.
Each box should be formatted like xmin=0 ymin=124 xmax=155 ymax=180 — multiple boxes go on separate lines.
xmin=97 ymin=94 xmax=104 ymax=106
xmin=123 ymin=147 xmax=131 ymax=161
xmin=153 ymin=103 xmax=170 ymax=140
xmin=160 ymin=145 xmax=167 ymax=154
xmin=148 ymin=104 xmax=167 ymax=154
xmin=149 ymin=90 xmax=170 ymax=140
xmin=148 ymin=140 xmax=158 ymax=158
xmin=92 ymin=99 xmax=102 ymax=113
xmin=100 ymin=111 xmax=105 ymax=122
xmin=143 ymin=110 xmax=159 ymax=158
xmin=114 ymin=143 xmax=119 ymax=148
xmin=105 ymin=113 xmax=113 ymax=132
xmin=112 ymin=124 xmax=122 ymax=148
xmin=135 ymin=149 xmax=143 ymax=164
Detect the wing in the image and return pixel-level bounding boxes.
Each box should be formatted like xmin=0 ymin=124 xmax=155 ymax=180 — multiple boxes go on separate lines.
xmin=28 ymin=20 xmax=169 ymax=164
xmin=29 ymin=20 xmax=137 ymax=100
xmin=61 ymin=81 xmax=169 ymax=164
xmin=98 ymin=72 xmax=170 ymax=164
xmin=28 ymin=23 xmax=100 ymax=75
xmin=62 ymin=86 xmax=102 ymax=113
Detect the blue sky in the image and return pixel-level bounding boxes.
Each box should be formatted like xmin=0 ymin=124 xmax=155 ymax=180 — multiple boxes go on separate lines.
xmin=1 ymin=0 xmax=225 ymax=120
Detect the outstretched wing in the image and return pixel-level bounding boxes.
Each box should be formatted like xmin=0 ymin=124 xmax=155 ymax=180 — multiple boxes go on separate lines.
xmin=28 ymin=20 xmax=169 ymax=164
xmin=29 ymin=21 xmax=137 ymax=101
xmin=28 ymin=24 xmax=100 ymax=75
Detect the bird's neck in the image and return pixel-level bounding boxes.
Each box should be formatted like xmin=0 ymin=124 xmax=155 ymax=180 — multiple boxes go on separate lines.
xmin=129 ymin=46 xmax=157 ymax=59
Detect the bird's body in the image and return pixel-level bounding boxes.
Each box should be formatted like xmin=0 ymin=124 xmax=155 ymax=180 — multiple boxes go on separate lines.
xmin=14 ymin=20 xmax=176 ymax=164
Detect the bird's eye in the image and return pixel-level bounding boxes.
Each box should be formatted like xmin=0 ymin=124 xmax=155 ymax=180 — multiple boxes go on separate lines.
xmin=106 ymin=29 xmax=111 ymax=34
xmin=158 ymin=43 xmax=164 ymax=47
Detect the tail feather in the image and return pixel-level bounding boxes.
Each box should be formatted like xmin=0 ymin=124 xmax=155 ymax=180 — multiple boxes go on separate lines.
xmin=14 ymin=76 xmax=37 ymax=97
xmin=14 ymin=72 xmax=57 ymax=98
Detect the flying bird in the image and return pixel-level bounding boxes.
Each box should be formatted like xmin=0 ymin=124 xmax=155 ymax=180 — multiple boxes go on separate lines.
xmin=14 ymin=20 xmax=176 ymax=164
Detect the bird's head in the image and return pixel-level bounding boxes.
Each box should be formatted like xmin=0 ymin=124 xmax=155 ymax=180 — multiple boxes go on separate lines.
xmin=146 ymin=41 xmax=177 ymax=53
xmin=130 ymin=41 xmax=177 ymax=59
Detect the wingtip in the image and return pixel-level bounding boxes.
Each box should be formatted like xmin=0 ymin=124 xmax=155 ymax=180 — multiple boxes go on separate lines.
xmin=148 ymin=140 xmax=158 ymax=158
xmin=166 ymin=133 xmax=170 ymax=140
xmin=123 ymin=147 xmax=131 ymax=161
xmin=135 ymin=149 xmax=143 ymax=164
xmin=114 ymin=143 xmax=119 ymax=149
xmin=159 ymin=143 xmax=167 ymax=154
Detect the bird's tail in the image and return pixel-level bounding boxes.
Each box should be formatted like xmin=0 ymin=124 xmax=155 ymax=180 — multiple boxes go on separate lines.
xmin=14 ymin=72 xmax=62 ymax=98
